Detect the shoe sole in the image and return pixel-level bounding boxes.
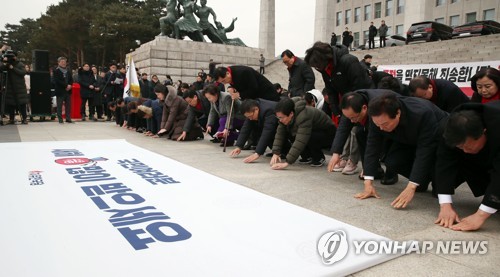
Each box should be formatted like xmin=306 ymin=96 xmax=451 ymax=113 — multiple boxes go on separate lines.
xmin=333 ymin=167 xmax=345 ymax=172
xmin=310 ymin=162 xmax=325 ymax=167
xmin=342 ymin=169 xmax=359 ymax=175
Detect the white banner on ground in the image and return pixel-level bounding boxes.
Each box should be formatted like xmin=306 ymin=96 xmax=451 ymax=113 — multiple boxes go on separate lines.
xmin=0 ymin=140 xmax=403 ymax=277
xmin=378 ymin=60 xmax=500 ymax=97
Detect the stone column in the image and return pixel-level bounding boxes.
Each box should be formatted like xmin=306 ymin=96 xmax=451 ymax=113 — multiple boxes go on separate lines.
xmin=314 ymin=0 xmax=336 ymax=43
xmin=259 ymin=0 xmax=275 ymax=57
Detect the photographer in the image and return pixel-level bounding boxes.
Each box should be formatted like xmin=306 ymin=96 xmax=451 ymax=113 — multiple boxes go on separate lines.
xmin=0 ymin=48 xmax=29 ymax=124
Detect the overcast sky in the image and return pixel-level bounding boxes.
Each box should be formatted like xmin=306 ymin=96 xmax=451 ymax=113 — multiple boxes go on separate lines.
xmin=0 ymin=0 xmax=316 ymax=57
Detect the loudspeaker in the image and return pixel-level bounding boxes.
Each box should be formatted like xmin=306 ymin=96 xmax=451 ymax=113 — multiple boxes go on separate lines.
xmin=32 ymin=50 xmax=49 ymax=72
xmin=30 ymin=72 xmax=52 ymax=115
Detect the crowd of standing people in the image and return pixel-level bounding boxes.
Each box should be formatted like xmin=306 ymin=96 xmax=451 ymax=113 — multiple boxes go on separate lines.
xmin=332 ymin=20 xmax=390 ymax=50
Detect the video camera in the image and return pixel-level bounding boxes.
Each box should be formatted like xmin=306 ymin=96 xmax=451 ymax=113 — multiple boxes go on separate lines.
xmin=1 ymin=50 xmax=16 ymax=65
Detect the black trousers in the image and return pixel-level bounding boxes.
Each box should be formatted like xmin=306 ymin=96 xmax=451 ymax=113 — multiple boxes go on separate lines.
xmin=80 ymin=97 xmax=94 ymax=117
xmin=92 ymin=104 xmax=103 ymax=118
xmin=368 ymin=37 xmax=375 ymax=49
xmin=301 ymin=127 xmax=336 ymax=162
xmin=57 ymin=92 xmax=71 ymax=121
xmin=448 ymin=153 xmax=490 ymax=197
xmin=355 ymin=126 xmax=368 ymax=163
xmin=380 ymin=36 xmax=386 ymax=47
xmin=8 ymin=104 xmax=27 ymax=121
xmin=383 ymin=142 xmax=434 ymax=186
xmin=103 ymin=93 xmax=114 ymax=119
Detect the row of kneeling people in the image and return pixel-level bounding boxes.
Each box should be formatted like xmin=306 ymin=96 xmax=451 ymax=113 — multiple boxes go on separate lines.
xmin=109 ymin=67 xmax=500 ymax=232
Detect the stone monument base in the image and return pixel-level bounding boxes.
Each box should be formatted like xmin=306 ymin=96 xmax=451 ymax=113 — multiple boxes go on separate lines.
xmin=128 ymin=36 xmax=265 ymax=84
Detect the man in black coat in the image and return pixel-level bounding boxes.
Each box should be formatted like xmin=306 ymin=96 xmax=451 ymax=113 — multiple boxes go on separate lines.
xmin=281 ymin=49 xmax=315 ymax=98
xmin=357 ymin=93 xmax=448 ymax=209
xmin=359 ymin=54 xmax=372 ymax=73
xmin=330 ymin=32 xmax=337 ymax=46
xmin=409 ymin=76 xmax=470 ymax=112
xmin=53 ymin=56 xmax=74 ymax=123
xmin=305 ymin=42 xmax=374 ymax=117
xmin=368 ymin=22 xmax=377 ymax=49
xmin=139 ymin=73 xmax=152 ymax=99
xmin=214 ymin=65 xmax=280 ymax=101
xmin=342 ymin=27 xmax=350 ymax=48
xmin=327 ymin=90 xmax=393 ymax=178
xmin=103 ymin=63 xmax=122 ymax=121
xmin=182 ymin=89 xmax=217 ymax=136
xmin=434 ymin=101 xmax=500 ymax=231
xmin=78 ymin=64 xmax=96 ymax=121
xmin=0 ymin=50 xmax=29 ymax=124
xmin=230 ymin=99 xmax=279 ymax=163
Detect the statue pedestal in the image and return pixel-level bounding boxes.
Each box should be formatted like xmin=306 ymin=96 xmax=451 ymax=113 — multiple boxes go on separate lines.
xmin=128 ymin=36 xmax=265 ymax=83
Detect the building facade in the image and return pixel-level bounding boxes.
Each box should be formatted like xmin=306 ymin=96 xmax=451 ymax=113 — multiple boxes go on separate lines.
xmin=314 ymin=0 xmax=500 ymax=47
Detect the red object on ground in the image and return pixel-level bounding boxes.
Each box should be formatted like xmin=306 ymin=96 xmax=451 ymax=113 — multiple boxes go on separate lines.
xmin=71 ymin=83 xmax=82 ymax=119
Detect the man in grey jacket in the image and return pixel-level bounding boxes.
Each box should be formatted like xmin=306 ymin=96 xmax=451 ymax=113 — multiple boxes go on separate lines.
xmin=379 ymin=20 xmax=388 ymax=48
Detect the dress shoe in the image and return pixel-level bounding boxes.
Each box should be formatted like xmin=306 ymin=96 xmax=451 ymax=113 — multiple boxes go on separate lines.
xmin=374 ymin=167 xmax=385 ymax=180
xmin=381 ymin=174 xmax=398 ymax=185
xmin=242 ymin=143 xmax=252 ymax=150
xmin=210 ymin=137 xmax=221 ymax=143
xmin=21 ymin=120 xmax=28 ymax=125
xmin=359 ymin=167 xmax=385 ymax=180
xmin=66 ymin=120 xmax=74 ymax=123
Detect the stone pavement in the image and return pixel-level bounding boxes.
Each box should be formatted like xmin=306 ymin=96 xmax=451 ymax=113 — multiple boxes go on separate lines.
xmin=2 ymin=120 xmax=499 ymax=275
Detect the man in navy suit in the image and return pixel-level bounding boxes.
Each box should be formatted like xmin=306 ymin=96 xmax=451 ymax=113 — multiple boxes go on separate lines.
xmin=230 ymin=98 xmax=280 ymax=163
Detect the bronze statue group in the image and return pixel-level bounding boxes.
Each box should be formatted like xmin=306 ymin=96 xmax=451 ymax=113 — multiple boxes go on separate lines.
xmin=159 ymin=0 xmax=246 ymax=46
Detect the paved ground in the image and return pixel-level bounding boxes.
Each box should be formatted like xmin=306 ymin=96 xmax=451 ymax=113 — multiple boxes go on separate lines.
xmin=2 ymin=120 xmax=499 ymax=275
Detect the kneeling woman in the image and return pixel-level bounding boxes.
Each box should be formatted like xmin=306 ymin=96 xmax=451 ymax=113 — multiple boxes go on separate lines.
xmin=156 ymin=84 xmax=203 ymax=141
xmin=203 ymin=84 xmax=245 ymax=146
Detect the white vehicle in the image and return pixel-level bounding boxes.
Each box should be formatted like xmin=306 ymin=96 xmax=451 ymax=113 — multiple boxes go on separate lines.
xmin=358 ymin=35 xmax=406 ymax=50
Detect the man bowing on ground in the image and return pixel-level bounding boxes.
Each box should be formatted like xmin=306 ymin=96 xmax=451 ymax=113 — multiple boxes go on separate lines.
xmin=434 ymin=101 xmax=500 ymax=231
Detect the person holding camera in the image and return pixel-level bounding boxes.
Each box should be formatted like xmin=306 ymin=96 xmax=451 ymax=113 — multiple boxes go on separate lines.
xmin=0 ymin=49 xmax=29 ymax=124
xmin=53 ymin=56 xmax=74 ymax=123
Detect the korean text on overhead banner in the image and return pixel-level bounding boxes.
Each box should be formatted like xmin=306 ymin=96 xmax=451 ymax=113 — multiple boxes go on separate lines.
xmin=378 ymin=61 xmax=500 ymax=97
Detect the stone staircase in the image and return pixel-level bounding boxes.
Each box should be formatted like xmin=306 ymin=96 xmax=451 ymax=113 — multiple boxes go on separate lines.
xmin=263 ymin=33 xmax=500 ymax=92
